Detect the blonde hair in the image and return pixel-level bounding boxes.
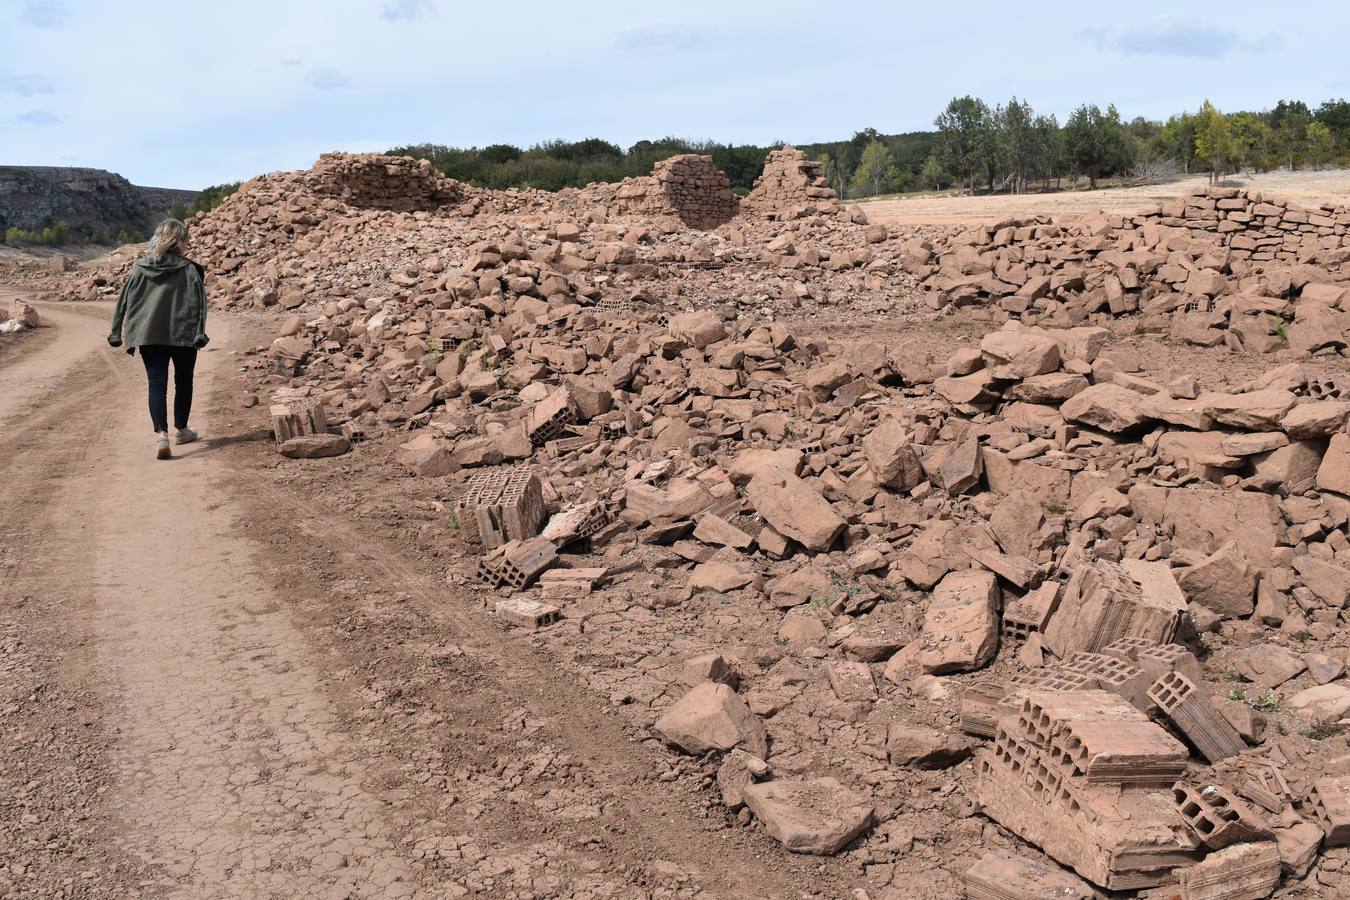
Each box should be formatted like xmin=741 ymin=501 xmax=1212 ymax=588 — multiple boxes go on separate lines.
xmin=148 ymin=219 xmax=189 ymax=261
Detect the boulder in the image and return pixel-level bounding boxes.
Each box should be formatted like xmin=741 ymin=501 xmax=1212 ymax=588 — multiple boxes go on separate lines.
xmin=1233 ymin=644 xmax=1306 ymax=687
xmin=654 ymin=683 xmax=768 ymax=757
xmin=863 ymin=419 xmax=924 ymax=490
xmin=918 ymin=570 xmax=1000 ymax=674
xmin=279 ymin=433 xmax=350 ymax=459
xmin=746 ymin=468 xmax=845 ymax=552
xmin=393 ymin=432 xmax=455 ymax=476
xmin=886 ymin=723 xmax=974 ymax=768
xmin=667 ymin=310 xmax=725 ymax=348
xmin=1197 ymin=389 xmax=1298 ymax=431
xmin=742 ymin=777 xmax=874 ymax=855
xmin=979 ymin=331 xmax=1060 ymax=379
xmin=1287 ymin=683 xmax=1350 ymax=725
xmin=1176 ymin=542 xmax=1256 ymax=618
xmin=1060 ymin=383 xmax=1152 ymax=432
xmin=1007 ymin=372 xmax=1089 ymax=404
xmin=1282 ymin=401 xmax=1350 ymax=439
xmin=1317 ymin=433 xmax=1350 ymax=496
xmin=688 ymin=560 xmax=755 ymax=594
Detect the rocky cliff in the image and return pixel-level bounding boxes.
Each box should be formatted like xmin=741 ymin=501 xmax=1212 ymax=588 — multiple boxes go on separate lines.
xmin=0 ymin=166 xmax=198 ymax=241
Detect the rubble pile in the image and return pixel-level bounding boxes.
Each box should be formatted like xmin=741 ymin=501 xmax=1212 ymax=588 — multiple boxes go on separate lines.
xmin=910 ymin=187 xmax=1350 ymax=356
xmin=581 ymin=154 xmax=740 ymax=229
xmin=60 ymin=151 xmax=906 ymax=319
xmin=48 ymin=149 xmax=1350 ymax=895
xmin=0 ymin=296 xmax=41 ymax=333
xmin=302 ymin=151 xmax=465 ymax=211
xmin=259 ymin=278 xmax=1349 ymax=893
xmin=743 ymin=147 xmax=839 ymax=218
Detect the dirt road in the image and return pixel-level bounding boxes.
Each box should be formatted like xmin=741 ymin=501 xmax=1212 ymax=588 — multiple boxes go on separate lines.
xmin=0 ymin=300 xmax=833 ymax=898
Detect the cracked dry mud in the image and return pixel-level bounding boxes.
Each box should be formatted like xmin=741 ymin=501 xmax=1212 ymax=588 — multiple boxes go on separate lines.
xmin=0 ymin=302 xmax=819 ymax=899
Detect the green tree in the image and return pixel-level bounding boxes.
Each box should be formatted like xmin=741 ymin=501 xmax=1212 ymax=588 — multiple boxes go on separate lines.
xmin=1064 ymin=104 xmax=1128 ymax=188
xmin=1031 ymin=114 xmax=1062 ymax=188
xmin=1194 ymin=100 xmax=1236 ymax=183
xmin=1307 ymin=121 xmax=1335 ymax=167
xmin=918 ymin=152 xmax=949 ymax=190
xmin=1228 ymin=112 xmax=1271 ymax=172
xmin=1269 ymin=100 xmax=1311 ymax=170
xmin=934 ymin=96 xmax=992 ymax=192
xmin=849 ymin=139 xmax=895 ymax=197
xmin=998 ymin=97 xmax=1037 ymax=193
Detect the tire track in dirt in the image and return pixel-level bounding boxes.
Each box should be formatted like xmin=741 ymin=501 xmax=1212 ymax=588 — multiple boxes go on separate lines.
xmin=234 ymin=427 xmax=823 ymax=899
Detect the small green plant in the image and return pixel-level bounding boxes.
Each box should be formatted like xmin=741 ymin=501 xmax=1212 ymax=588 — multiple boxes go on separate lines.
xmin=1226 ymin=687 xmax=1246 ymax=702
xmin=1253 ymin=692 xmax=1280 ymax=712
xmin=1272 ymin=315 xmax=1289 ymax=342
xmin=424 ymin=344 xmax=443 ymax=365
xmin=1223 ymin=668 xmax=1242 ymax=682
xmin=1044 ymin=501 xmax=1066 ymax=515
xmin=1292 ymin=631 xmax=1313 ymax=643
xmin=1274 ymin=723 xmax=1288 ymax=736
xmin=1302 ymin=724 xmax=1344 ymax=741
xmin=449 ymin=508 xmax=459 ymax=530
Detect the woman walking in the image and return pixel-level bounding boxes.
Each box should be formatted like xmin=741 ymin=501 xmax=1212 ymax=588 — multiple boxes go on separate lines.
xmin=108 ymin=219 xmax=210 ymax=459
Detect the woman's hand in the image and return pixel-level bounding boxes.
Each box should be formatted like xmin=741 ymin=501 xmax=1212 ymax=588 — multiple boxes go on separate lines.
xmin=107 ymin=334 xmax=122 ymax=347
xmin=193 ymin=334 xmax=210 ymax=349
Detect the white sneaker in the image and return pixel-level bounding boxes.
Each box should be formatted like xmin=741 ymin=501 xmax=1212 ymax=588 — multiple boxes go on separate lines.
xmin=156 ymin=435 xmax=172 ymax=459
xmin=175 ymin=426 xmax=199 ymax=445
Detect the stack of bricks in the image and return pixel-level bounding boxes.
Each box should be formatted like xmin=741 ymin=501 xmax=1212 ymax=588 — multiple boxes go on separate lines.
xmin=476 ymin=536 xmax=557 ymax=590
xmin=1041 ymin=558 xmax=1186 ymax=658
xmin=457 ymin=467 xmax=546 ymax=549
xmin=742 ymin=147 xmax=838 ymax=217
xmin=304 ymin=152 xmax=463 ymax=211
xmin=605 ymin=154 xmax=740 ymax=230
xmin=975 ymin=688 xmax=1200 ymax=890
xmin=269 ymin=389 xmax=330 ymax=445
xmin=960 ymin=636 xmax=1207 ymax=740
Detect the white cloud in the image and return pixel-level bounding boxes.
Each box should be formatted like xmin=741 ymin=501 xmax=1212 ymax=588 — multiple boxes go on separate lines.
xmin=16 ymin=109 xmax=63 ymax=125
xmin=0 ymin=74 xmax=54 ymax=96
xmin=20 ymin=0 xmax=68 ymax=28
xmin=308 ymin=67 xmax=350 ymax=90
xmin=380 ymin=0 xmax=432 ymax=22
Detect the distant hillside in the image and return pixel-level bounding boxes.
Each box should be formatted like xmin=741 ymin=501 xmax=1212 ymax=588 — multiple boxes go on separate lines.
xmin=0 ymin=166 xmax=198 ymax=243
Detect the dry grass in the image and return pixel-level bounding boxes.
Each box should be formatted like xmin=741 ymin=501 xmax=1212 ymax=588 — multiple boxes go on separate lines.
xmin=861 ymin=168 xmax=1350 ymax=225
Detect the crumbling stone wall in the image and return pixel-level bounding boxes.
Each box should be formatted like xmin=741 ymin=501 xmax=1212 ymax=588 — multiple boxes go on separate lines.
xmin=1137 ymin=186 xmax=1350 ymax=264
xmin=604 ymin=154 xmax=740 ymax=229
xmin=743 ymin=147 xmax=838 ymax=217
xmin=304 ymin=152 xmax=463 ymax=212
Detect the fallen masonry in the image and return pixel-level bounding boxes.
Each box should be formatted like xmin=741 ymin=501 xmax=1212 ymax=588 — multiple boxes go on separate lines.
xmin=46 ymin=148 xmax=1350 ymax=896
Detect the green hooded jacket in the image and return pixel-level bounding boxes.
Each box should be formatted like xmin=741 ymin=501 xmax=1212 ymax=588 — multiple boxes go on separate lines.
xmin=107 ymin=252 xmax=209 ymax=352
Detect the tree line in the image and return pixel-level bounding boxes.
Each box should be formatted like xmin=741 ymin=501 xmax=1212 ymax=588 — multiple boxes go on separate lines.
xmin=833 ymin=96 xmax=1350 ymax=198
xmin=386 ymin=139 xmax=772 ymax=195
xmin=387 ymin=97 xmax=1350 ymax=200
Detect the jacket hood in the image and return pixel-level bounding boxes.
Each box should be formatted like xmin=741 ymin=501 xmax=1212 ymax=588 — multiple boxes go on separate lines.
xmin=135 ymin=252 xmax=193 ymax=281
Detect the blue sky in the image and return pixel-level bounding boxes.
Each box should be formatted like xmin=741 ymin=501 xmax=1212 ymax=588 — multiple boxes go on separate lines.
xmin=1 ymin=0 xmax=1345 ymax=189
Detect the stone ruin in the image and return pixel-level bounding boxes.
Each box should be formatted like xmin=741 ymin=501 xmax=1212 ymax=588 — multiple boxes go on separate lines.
xmin=743 ymin=147 xmax=838 ymax=217
xmin=303 ymin=152 xmax=464 ymax=212
xmin=601 ymin=154 xmax=740 ymax=230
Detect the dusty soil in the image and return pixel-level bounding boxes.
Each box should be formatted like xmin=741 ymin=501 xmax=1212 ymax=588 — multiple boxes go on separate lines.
xmin=0 ymin=299 xmax=866 ymax=898
xmin=862 ymin=168 xmax=1350 ymax=225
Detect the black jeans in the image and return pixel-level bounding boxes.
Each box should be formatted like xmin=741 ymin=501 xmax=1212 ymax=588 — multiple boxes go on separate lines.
xmin=139 ymin=345 xmax=198 ymax=433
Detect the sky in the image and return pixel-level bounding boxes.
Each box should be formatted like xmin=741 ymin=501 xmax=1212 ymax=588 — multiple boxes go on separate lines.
xmin=2 ymin=0 xmax=1347 ymax=189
